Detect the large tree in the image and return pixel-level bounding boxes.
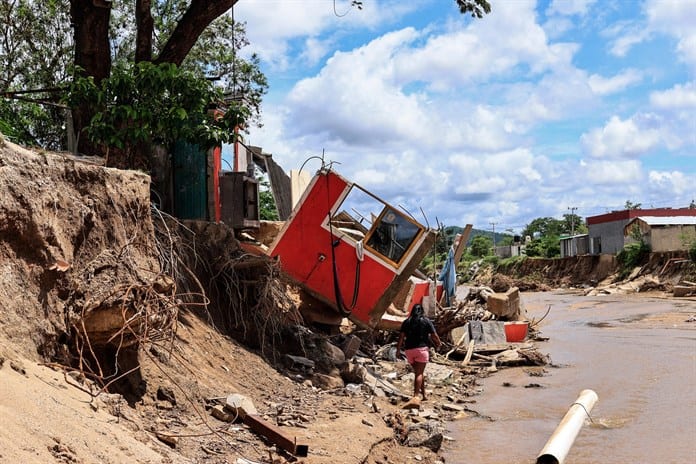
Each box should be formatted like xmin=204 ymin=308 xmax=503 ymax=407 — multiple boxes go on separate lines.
xmin=68 ymin=0 xmax=489 ymax=156
xmin=3 ymin=1 xmax=490 ymax=161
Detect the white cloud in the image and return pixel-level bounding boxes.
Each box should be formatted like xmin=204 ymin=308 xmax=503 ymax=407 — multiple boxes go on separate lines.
xmin=650 ymin=81 xmax=696 ymax=109
xmin=604 ymin=0 xmax=696 ymax=67
xmin=300 ymin=37 xmax=335 ymax=67
xmin=648 ymin=170 xmax=689 ymax=195
xmin=588 ymin=69 xmax=643 ymax=95
xmin=546 ymin=0 xmax=598 ymax=17
xmin=646 ymin=0 xmax=696 ymax=69
xmin=241 ymin=1 xmax=694 ymax=231
xmin=236 ymin=0 xmax=422 ymax=70
xmin=581 ymin=159 xmax=643 ymax=184
xmin=609 ymin=30 xmax=649 ymax=57
xmin=581 ymin=116 xmax=662 ymax=158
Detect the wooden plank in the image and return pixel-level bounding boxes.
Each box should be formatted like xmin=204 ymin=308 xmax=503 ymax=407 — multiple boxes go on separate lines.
xmin=473 ymin=342 xmax=533 ymax=353
xmin=453 ymin=224 xmax=473 ymax=267
xmin=461 ymin=339 xmax=475 ymax=366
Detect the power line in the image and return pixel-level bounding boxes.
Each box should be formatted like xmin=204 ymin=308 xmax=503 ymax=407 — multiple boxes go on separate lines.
xmin=568 ymin=206 xmax=577 ymax=235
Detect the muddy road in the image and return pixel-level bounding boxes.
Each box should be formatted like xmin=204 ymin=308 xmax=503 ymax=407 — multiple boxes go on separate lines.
xmin=444 ymin=290 xmax=696 ymax=464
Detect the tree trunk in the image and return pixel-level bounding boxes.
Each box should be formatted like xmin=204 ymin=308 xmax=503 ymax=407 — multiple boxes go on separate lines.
xmin=155 ymin=0 xmax=238 ymax=66
xmin=70 ymin=0 xmax=112 ymax=157
xmin=135 ymin=0 xmax=153 ymax=62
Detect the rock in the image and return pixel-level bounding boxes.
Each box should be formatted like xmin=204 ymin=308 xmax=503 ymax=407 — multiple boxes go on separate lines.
xmin=10 ymin=360 xmax=26 ymax=376
xmin=323 ymin=341 xmax=346 ymax=366
xmin=157 ymin=386 xmax=176 ymax=405
xmin=282 ymin=354 xmax=315 ymax=373
xmin=211 ymin=404 xmax=236 ymax=422
xmin=311 ymin=373 xmax=344 ymax=390
xmin=401 ymin=397 xmax=421 ymax=410
xmin=225 ymin=393 xmax=258 ymax=419
xmin=341 ymin=335 xmax=362 ymax=359
xmin=340 ymin=362 xmax=367 ymax=384
xmin=155 ymin=432 xmax=178 ymax=448
xmin=405 ymin=421 xmax=444 ymax=452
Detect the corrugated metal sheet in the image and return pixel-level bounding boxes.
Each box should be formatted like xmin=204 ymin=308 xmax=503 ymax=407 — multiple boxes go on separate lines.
xmin=173 ymin=140 xmax=207 ymax=219
xmin=632 ymin=216 xmax=696 ymax=226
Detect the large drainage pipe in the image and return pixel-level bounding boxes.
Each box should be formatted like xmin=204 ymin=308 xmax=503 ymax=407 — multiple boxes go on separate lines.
xmin=536 ymin=389 xmax=598 ymax=464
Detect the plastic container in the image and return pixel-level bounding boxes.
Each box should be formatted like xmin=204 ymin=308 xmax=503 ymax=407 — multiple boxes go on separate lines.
xmin=504 ymin=321 xmax=529 ymax=342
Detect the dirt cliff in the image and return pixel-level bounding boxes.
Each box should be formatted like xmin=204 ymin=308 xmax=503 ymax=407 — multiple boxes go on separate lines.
xmin=0 ymin=138 xmax=449 ymax=464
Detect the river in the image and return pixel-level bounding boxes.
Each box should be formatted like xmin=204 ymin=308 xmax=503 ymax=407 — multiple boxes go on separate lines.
xmin=443 ymin=290 xmax=696 ymax=464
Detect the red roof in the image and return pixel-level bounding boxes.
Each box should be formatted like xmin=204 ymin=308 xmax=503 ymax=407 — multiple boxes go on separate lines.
xmin=587 ymin=208 xmax=696 ymax=225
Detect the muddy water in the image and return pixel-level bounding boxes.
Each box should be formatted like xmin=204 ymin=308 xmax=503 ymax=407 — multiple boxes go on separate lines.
xmin=443 ymin=291 xmax=696 ymax=464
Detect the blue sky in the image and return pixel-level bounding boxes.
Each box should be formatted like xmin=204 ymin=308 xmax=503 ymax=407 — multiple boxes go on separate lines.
xmin=232 ymin=0 xmax=695 ymax=233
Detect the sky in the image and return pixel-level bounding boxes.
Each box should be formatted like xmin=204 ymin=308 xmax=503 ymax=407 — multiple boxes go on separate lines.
xmin=232 ymin=0 xmax=695 ymax=234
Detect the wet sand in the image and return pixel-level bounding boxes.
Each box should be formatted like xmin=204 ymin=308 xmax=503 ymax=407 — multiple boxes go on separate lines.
xmin=443 ymin=290 xmax=696 ymax=464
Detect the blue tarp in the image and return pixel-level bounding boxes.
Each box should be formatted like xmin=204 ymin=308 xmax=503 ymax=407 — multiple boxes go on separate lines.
xmin=438 ymin=247 xmax=456 ymax=306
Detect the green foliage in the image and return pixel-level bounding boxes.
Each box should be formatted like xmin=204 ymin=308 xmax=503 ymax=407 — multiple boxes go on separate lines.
xmin=469 ymin=235 xmax=492 ymax=258
xmin=482 ymin=254 xmax=499 ymax=266
xmin=65 ymin=62 xmax=247 ymax=154
xmin=258 ymin=176 xmax=279 ymax=221
xmin=624 ymin=200 xmax=642 ymax=210
xmin=522 ymin=217 xmax=565 ymax=239
xmin=690 ymin=241 xmax=696 ymax=264
xmin=0 ymin=0 xmax=72 ymax=148
xmin=110 ymin=0 xmax=268 ymax=128
xmin=456 ymin=0 xmax=491 ymax=18
xmin=434 ymin=226 xmax=462 ymax=255
xmin=616 ymin=241 xmax=651 ymax=278
xmin=524 ymin=235 xmax=560 ymax=258
xmin=562 ymin=213 xmax=587 ymax=235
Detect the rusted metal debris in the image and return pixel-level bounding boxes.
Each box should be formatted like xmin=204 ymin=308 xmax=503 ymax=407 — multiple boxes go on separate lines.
xmin=242 ymin=414 xmax=309 ymax=457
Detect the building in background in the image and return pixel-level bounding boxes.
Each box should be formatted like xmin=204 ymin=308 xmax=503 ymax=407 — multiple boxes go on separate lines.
xmin=623 ymin=216 xmax=696 ymax=252
xmin=586 ymin=208 xmax=696 ymax=254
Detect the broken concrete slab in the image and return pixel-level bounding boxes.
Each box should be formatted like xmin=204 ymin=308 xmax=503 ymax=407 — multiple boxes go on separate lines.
xmin=468 ymin=321 xmax=507 ymax=345
xmin=674 ymin=285 xmax=696 ymax=297
xmin=486 ymin=287 xmax=521 ymax=319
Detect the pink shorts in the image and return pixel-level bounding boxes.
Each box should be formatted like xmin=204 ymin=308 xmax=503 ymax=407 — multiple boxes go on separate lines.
xmin=405 ymin=347 xmax=429 ymax=364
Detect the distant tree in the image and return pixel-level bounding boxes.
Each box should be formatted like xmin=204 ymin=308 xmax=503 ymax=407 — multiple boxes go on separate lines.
xmin=689 ymin=199 xmax=695 ymax=209
xmin=562 ymin=213 xmax=587 ymax=235
xmin=624 ymin=200 xmax=642 ymax=210
xmin=469 ymin=235 xmax=492 ymax=258
xmin=522 ymin=217 xmax=565 ymax=239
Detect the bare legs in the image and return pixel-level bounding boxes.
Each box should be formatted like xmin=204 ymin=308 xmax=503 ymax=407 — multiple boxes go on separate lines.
xmin=412 ymin=361 xmax=427 ymax=400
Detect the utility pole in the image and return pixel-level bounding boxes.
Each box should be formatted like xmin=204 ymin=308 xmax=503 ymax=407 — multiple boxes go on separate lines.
xmin=490 ymin=222 xmax=497 ymax=255
xmin=568 ymin=206 xmax=577 ymax=236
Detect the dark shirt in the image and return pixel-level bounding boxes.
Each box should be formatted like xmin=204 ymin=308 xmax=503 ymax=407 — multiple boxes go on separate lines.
xmin=400 ymin=316 xmax=436 ymax=350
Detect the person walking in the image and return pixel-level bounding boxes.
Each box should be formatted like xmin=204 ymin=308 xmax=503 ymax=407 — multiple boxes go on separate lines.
xmin=396 ymin=303 xmax=441 ymax=402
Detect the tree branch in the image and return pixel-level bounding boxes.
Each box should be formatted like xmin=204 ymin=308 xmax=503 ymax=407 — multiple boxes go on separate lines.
xmin=154 ymin=0 xmax=238 ymax=66
xmin=135 ymin=0 xmax=154 ymax=62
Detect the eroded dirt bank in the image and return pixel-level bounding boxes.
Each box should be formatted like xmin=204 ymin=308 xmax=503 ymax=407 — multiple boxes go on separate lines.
xmin=4 ymin=138 xmax=689 ymax=464
xmin=0 ymin=139 xmax=516 ymax=464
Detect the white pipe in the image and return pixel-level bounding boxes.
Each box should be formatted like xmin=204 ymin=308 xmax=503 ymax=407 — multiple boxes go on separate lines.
xmin=536 ymin=389 xmax=599 ymax=464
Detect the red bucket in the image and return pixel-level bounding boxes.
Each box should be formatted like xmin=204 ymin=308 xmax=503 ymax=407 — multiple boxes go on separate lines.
xmin=504 ymin=322 xmax=529 ymax=342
